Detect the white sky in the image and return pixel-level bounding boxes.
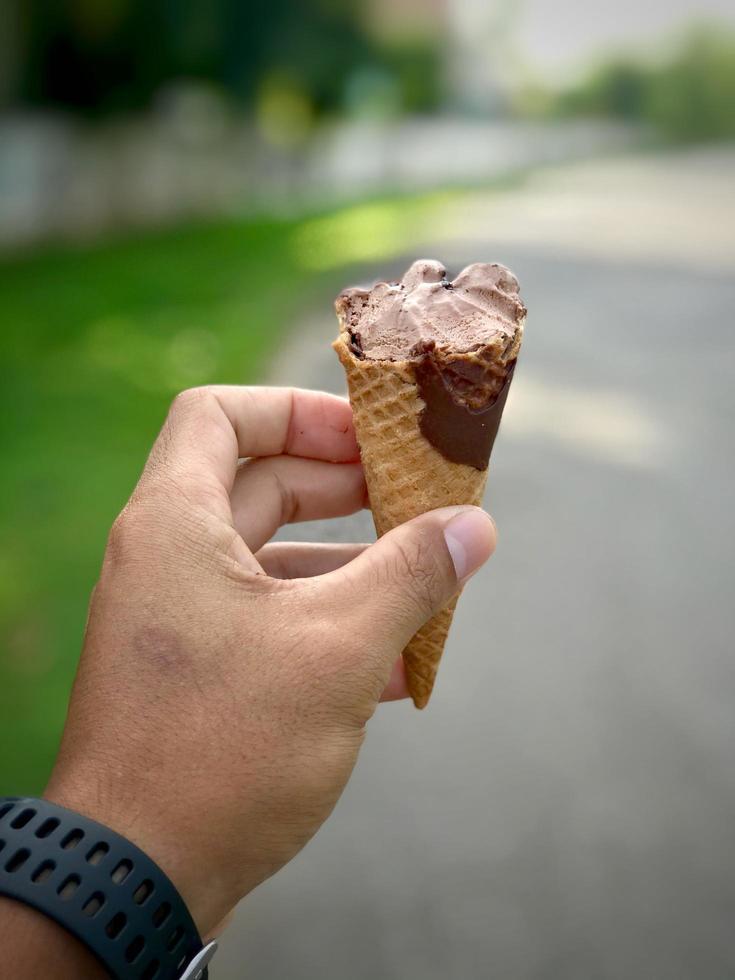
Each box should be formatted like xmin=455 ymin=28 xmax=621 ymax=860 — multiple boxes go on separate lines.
xmin=516 ymin=0 xmax=735 ymax=80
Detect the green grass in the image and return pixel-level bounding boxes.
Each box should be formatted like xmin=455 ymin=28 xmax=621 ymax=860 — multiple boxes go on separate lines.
xmin=0 ymin=212 xmax=350 ymax=793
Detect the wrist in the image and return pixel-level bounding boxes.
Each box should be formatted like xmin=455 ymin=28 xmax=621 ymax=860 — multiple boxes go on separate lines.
xmin=1 ymin=795 xmax=216 ymax=979
xmin=43 ymin=771 xmax=227 ymax=939
xmin=0 ymin=897 xmax=109 ymax=979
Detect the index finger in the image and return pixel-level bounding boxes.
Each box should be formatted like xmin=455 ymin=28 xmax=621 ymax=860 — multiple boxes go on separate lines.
xmin=146 ymin=386 xmax=360 ymax=502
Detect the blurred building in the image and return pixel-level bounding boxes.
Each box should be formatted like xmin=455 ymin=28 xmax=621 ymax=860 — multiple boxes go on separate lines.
xmin=445 ymin=0 xmax=521 ymax=113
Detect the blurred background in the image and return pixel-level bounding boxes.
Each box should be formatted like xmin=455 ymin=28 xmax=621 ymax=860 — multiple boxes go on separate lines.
xmin=1 ymin=0 xmax=735 ymax=977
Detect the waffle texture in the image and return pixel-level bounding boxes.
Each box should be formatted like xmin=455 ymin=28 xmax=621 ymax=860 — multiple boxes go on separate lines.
xmin=334 ymin=333 xmax=488 ymax=708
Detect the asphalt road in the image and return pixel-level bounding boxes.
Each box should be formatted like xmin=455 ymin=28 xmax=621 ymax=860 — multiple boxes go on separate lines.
xmin=216 ymin=160 xmax=735 ymax=980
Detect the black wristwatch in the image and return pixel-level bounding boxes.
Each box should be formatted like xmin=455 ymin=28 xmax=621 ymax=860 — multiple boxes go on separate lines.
xmin=0 ymin=797 xmax=217 ymax=979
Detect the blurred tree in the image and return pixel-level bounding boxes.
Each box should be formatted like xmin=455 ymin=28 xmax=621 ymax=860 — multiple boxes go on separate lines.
xmin=546 ymin=23 xmax=735 ymax=143
xmin=646 ymin=27 xmax=735 ymax=141
xmin=20 ymin=0 xmax=166 ymax=113
xmin=13 ymin=0 xmax=442 ymax=118
xmin=381 ymin=41 xmax=442 ymax=113
xmin=0 ymin=0 xmax=24 ymax=106
xmin=556 ymin=60 xmax=650 ymax=120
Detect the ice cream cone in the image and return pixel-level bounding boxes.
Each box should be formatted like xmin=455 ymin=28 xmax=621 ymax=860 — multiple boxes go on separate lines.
xmin=333 ymin=259 xmax=524 ymax=708
xmin=333 ymin=335 xmax=488 ymax=707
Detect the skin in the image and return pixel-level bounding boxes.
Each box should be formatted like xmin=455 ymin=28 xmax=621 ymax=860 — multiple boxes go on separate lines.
xmin=1 ymin=386 xmax=496 ymax=977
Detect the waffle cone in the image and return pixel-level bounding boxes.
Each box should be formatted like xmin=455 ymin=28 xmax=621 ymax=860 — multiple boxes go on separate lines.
xmin=334 ymin=334 xmax=488 ymax=708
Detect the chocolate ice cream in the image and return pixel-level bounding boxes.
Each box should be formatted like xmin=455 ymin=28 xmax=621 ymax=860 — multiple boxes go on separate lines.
xmin=335 ymin=259 xmax=525 ymax=470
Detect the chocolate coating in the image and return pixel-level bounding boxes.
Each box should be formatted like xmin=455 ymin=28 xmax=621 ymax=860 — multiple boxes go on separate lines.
xmin=413 ymin=342 xmax=516 ymax=470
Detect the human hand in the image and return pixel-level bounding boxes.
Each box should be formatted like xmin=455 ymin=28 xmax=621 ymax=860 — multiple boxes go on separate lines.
xmin=45 ymin=386 xmax=496 ymax=937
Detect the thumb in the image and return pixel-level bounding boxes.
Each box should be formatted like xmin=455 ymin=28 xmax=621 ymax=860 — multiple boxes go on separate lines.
xmin=325 ymin=505 xmax=496 ymax=656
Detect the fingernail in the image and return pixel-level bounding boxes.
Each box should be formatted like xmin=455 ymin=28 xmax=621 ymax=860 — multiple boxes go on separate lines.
xmin=443 ymin=509 xmax=496 ymax=582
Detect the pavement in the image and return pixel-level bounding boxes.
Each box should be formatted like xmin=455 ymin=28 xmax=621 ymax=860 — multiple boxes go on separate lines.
xmin=215 ymin=148 xmax=735 ymax=979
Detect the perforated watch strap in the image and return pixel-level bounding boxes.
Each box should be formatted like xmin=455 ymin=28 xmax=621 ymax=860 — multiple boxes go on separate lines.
xmin=0 ymin=797 xmax=215 ymax=979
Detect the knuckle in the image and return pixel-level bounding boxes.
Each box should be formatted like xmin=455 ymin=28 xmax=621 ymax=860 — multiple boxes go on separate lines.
xmin=166 ymin=387 xmax=222 ymax=435
xmin=104 ymin=493 xmax=177 ymax=570
xmin=243 ymin=458 xmax=299 ymax=525
xmin=273 ymin=470 xmax=299 ymax=526
xmin=146 ymin=388 xmax=217 ymax=476
xmin=104 ymin=503 xmax=142 ymax=569
xmin=389 ymin=534 xmax=447 ymax=618
xmin=170 ymin=385 xmax=212 ymax=414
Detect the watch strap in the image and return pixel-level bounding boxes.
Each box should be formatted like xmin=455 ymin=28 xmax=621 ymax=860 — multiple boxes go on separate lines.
xmin=0 ymin=797 xmax=215 ymax=979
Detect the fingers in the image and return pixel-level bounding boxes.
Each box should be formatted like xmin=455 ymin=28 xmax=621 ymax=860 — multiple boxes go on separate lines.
xmin=143 ymin=387 xmax=360 ymax=508
xmin=232 ymin=457 xmax=367 ymax=552
xmin=256 ymin=542 xmax=369 ymax=579
xmin=318 ymin=506 xmax=496 ymax=672
xmin=219 ymin=387 xmax=359 ymax=463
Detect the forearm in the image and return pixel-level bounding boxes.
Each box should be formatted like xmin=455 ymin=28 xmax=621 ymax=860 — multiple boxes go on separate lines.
xmin=0 ymin=897 xmax=109 ymax=979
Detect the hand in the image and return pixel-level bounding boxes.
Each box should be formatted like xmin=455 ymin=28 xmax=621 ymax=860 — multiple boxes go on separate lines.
xmin=44 ymin=386 xmax=496 ymax=937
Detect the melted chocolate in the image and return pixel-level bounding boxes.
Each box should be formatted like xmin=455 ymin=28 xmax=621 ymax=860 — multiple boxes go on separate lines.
xmin=348 ymin=329 xmax=365 ymax=359
xmin=413 ymin=344 xmax=516 ymax=470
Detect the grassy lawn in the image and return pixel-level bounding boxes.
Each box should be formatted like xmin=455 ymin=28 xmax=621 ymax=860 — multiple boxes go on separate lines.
xmin=0 ymin=188 xmax=460 ymax=793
